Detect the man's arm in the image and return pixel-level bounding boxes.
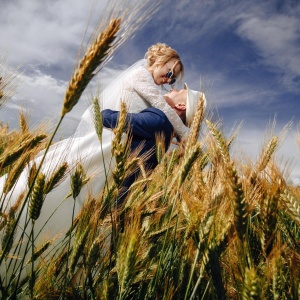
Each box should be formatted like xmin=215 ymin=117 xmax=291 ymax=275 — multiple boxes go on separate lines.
xmin=102 ymin=108 xmax=172 ymax=139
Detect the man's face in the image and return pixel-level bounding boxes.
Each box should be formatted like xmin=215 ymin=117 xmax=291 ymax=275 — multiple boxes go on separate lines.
xmin=164 ymin=88 xmax=187 ymax=107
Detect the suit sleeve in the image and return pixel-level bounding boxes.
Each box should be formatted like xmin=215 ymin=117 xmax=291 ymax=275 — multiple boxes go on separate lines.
xmin=102 ymin=109 xmax=166 ymax=139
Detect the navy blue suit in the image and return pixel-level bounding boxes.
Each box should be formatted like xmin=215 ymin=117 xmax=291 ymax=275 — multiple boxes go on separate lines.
xmin=102 ymin=108 xmax=174 ymax=202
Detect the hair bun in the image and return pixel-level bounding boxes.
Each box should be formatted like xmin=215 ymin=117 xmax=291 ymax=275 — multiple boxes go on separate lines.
xmin=144 ymin=42 xmax=184 ymax=81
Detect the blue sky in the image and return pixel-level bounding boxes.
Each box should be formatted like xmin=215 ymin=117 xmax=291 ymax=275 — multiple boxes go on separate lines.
xmin=0 ymin=0 xmax=300 ymax=182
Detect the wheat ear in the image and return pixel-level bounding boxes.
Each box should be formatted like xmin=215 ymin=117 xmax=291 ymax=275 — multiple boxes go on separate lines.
xmin=242 ymin=267 xmax=260 ymax=299
xmin=179 ymin=143 xmax=202 ymax=186
xmin=156 ymin=141 xmax=163 ymax=165
xmin=185 ymin=93 xmax=205 ymax=151
xmin=19 ymin=111 xmax=29 ymax=134
xmin=28 ymin=162 xmax=37 ymax=189
xmin=1 ymin=211 xmax=16 ymax=258
xmin=116 ymin=218 xmax=139 ymax=297
xmin=0 ymin=134 xmax=47 ymax=169
xmin=281 ymin=189 xmax=300 ymax=224
xmin=87 ymin=235 xmax=103 ymax=273
xmin=3 ymin=152 xmax=31 ymax=194
xmin=92 ymin=96 xmax=103 ymax=142
xmin=62 ymin=18 xmax=121 ymax=117
xmin=257 ymin=136 xmax=278 ymax=173
xmin=112 ymin=102 xmax=129 ymax=187
xmin=260 ymin=188 xmax=280 ymax=255
xmin=231 ymin=169 xmax=248 ymax=241
xmin=44 ymin=162 xmax=68 ymax=194
xmin=71 ymin=164 xmax=86 ymax=199
xmin=68 ymin=227 xmax=89 ymax=277
xmin=205 ymin=119 xmax=231 ymax=168
xmin=26 ymin=239 xmax=52 ymax=264
xmin=29 ymin=172 xmax=46 ymax=221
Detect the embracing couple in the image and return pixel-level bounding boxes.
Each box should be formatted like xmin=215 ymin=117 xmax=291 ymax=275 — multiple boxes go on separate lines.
xmin=100 ymin=43 xmax=206 ymax=202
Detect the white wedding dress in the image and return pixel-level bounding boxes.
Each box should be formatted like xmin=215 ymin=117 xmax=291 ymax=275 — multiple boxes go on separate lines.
xmin=0 ymin=59 xmax=188 ymax=277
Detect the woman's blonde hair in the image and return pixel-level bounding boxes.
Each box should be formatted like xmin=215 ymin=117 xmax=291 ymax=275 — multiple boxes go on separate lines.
xmin=145 ymin=43 xmax=184 ymax=82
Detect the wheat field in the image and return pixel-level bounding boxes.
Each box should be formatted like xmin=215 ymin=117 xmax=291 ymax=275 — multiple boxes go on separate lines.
xmin=1 ymin=5 xmax=300 ymax=300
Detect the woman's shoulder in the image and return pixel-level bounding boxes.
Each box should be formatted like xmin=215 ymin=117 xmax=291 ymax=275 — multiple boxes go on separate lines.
xmin=124 ymin=61 xmax=152 ymax=86
xmin=129 ymin=63 xmax=149 ymax=76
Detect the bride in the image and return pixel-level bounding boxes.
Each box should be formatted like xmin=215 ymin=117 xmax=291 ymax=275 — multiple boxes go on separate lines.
xmin=0 ymin=43 xmax=189 ymax=271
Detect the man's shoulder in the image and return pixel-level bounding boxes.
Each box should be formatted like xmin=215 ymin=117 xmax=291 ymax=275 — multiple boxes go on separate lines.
xmin=141 ymin=107 xmax=167 ymax=117
xmin=140 ymin=108 xmax=173 ymax=131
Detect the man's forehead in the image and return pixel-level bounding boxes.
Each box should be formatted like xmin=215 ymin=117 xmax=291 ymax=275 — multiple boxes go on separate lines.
xmin=180 ymin=89 xmax=187 ymax=101
xmin=181 ymin=89 xmax=187 ymax=95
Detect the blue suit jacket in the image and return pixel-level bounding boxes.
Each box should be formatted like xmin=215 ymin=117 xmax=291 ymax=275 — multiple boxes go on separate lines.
xmin=102 ymin=107 xmax=174 ymax=202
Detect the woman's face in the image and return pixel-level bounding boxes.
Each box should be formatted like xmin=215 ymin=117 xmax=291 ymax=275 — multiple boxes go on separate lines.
xmin=150 ymin=59 xmax=181 ymax=86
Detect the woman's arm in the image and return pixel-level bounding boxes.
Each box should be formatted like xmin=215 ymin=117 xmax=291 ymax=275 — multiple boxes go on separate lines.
xmin=130 ymin=67 xmax=189 ymax=140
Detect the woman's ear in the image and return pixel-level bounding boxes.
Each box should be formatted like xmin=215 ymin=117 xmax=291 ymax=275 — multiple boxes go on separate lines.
xmin=174 ymin=103 xmax=186 ymax=111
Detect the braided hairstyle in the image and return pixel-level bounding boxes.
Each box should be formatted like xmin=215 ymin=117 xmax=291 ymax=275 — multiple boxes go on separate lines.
xmin=145 ymin=43 xmax=184 ymax=82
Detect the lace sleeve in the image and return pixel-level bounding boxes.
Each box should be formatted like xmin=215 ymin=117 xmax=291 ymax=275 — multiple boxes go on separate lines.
xmin=129 ymin=66 xmax=189 ymax=139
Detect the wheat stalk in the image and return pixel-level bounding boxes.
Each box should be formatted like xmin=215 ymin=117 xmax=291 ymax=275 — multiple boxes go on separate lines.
xmin=61 ymin=19 xmax=121 ymax=117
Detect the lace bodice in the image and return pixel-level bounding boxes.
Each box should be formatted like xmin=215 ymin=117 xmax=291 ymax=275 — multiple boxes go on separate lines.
xmin=78 ymin=59 xmax=189 ymax=139
xmin=122 ymin=62 xmax=189 ymax=139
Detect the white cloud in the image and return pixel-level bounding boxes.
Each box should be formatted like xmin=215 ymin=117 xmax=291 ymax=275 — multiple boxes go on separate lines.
xmin=235 ymin=9 xmax=300 ymax=92
xmin=0 ymin=0 xmax=94 ymax=69
xmin=233 ymin=124 xmax=300 ymax=185
xmin=0 ymin=0 xmax=153 ymax=73
xmin=0 ymin=70 xmax=67 ymax=130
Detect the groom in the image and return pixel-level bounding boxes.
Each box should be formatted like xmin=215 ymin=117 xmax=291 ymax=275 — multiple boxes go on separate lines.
xmin=101 ymin=83 xmax=206 ymax=202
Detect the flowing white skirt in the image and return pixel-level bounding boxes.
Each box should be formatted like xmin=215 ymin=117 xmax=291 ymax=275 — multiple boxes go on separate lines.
xmin=0 ymin=59 xmax=147 ymax=278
